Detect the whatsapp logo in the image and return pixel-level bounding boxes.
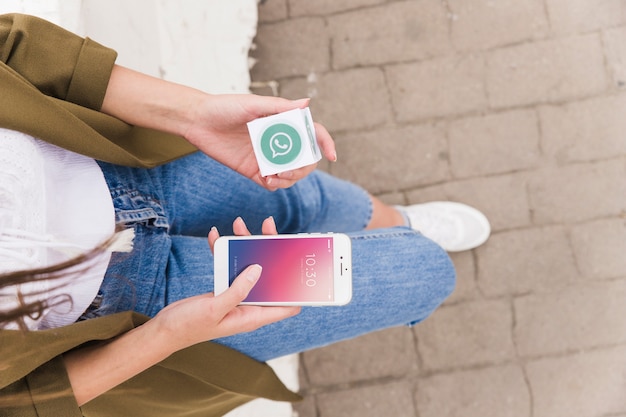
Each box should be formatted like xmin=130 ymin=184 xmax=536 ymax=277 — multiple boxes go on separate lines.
xmin=260 ymin=123 xmax=302 ymax=165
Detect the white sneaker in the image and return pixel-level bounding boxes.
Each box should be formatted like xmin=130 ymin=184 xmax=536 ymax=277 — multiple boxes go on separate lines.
xmin=398 ymin=202 xmax=491 ymax=252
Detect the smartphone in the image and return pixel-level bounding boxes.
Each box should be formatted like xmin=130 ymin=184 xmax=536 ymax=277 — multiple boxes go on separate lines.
xmin=214 ymin=233 xmax=352 ymax=306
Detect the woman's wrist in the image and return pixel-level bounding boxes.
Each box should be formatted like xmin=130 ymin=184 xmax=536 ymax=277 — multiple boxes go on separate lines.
xmin=101 ymin=65 xmax=207 ymax=139
xmin=150 ymin=308 xmax=197 ymax=353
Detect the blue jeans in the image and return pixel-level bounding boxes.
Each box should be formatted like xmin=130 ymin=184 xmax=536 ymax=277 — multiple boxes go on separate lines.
xmin=90 ymin=152 xmax=455 ymax=361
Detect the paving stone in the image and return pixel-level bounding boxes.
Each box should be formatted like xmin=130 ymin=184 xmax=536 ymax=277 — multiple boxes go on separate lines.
xmin=514 ymin=279 xmax=626 ymax=357
xmin=302 ymin=327 xmax=418 ymax=386
xmin=404 ymin=183 xmax=449 ymax=204
xmin=539 ymin=93 xmax=626 ymax=163
xmin=257 ymin=0 xmax=288 ymax=22
xmin=329 ymin=124 xmax=450 ymax=194
xmin=443 ymin=175 xmax=532 ymax=232
xmin=280 ymin=67 xmax=392 ymax=132
xmin=545 ymin=0 xmax=626 ymax=35
xmin=448 ymin=109 xmax=542 ymax=178
xmin=376 ymin=191 xmax=406 ymax=206
xmin=386 ymin=54 xmax=487 ymax=122
xmin=570 ymin=218 xmax=626 ymax=280
xmin=328 ymin=0 xmax=452 ymax=69
xmin=250 ymin=17 xmax=329 ymax=80
xmin=527 ymin=159 xmax=626 ymax=225
xmin=249 ymin=83 xmax=276 ymax=97
xmin=416 ymin=364 xmax=530 ymax=417
xmin=448 ymin=0 xmax=548 ymax=51
xmin=444 ymin=250 xmax=478 ymax=305
xmin=408 ymin=174 xmax=532 ymax=232
xmin=293 ymin=393 xmax=317 ymax=417
xmin=414 ymin=299 xmax=516 ymax=370
xmin=288 ymin=0 xmax=388 ymax=17
xmin=476 ymin=226 xmax=578 ymax=297
xmin=248 ymin=1 xmax=626 ymax=416
xmin=298 ymin=360 xmax=311 ymax=391
xmin=604 ymin=27 xmax=626 ymax=89
xmin=486 ymin=34 xmax=607 ymax=108
xmin=317 ymin=381 xmax=416 ymax=417
xmin=525 ymin=345 xmax=626 ymax=417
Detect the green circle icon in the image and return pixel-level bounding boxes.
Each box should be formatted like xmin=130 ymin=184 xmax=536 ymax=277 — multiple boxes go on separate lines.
xmin=260 ymin=123 xmax=302 ymax=165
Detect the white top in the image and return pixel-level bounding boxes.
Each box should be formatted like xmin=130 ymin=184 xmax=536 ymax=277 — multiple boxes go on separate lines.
xmin=0 ymin=128 xmax=117 ymax=330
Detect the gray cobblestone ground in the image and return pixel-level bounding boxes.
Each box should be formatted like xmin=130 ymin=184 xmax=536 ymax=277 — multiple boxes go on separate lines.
xmin=250 ymin=1 xmax=626 ymax=416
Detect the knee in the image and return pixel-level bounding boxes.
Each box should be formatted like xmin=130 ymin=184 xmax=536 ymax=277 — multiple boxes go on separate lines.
xmin=423 ymin=235 xmax=456 ymax=300
xmin=404 ymin=232 xmax=456 ymax=322
xmin=350 ymin=227 xmax=456 ymax=324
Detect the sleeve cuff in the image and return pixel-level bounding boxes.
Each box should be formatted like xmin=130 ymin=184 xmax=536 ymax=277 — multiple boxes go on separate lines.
xmin=66 ymin=37 xmax=117 ymax=111
xmin=25 ymin=356 xmax=83 ymax=417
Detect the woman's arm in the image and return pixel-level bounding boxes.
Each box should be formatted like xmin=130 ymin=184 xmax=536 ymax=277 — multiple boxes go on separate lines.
xmin=64 ymin=265 xmax=298 ymax=406
xmin=63 ymin=218 xmax=299 ymax=406
xmin=1 ymin=14 xmax=336 ymax=188
xmin=101 ymin=65 xmax=337 ymax=190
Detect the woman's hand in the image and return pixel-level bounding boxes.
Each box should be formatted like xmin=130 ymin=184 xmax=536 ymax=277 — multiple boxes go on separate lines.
xmin=101 ymin=65 xmax=337 ymax=191
xmin=154 ymin=216 xmax=300 ymax=351
xmin=153 ymin=265 xmax=299 ymax=352
xmin=65 ymin=217 xmax=298 ymax=405
xmin=182 ymin=94 xmax=337 ymax=190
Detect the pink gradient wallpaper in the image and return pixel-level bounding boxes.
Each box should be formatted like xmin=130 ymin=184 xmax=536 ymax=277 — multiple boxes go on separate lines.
xmin=228 ymin=237 xmax=334 ymax=302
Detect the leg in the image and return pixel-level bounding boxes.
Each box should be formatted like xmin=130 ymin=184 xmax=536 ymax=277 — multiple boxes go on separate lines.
xmin=165 ymin=227 xmax=456 ymax=362
xmin=93 ymin=155 xmax=376 ymax=318
xmin=367 ymin=195 xmax=406 ymax=229
xmin=149 ymin=152 xmax=374 ymax=236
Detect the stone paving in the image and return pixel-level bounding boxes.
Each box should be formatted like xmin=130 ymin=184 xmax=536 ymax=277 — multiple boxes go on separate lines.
xmin=250 ymin=1 xmax=626 ymax=416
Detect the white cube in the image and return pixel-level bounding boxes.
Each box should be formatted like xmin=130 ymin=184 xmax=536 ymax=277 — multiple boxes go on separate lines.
xmin=247 ymin=107 xmax=322 ymax=176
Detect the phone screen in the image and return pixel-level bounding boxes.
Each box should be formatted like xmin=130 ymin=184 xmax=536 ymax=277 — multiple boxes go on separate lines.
xmin=228 ymin=236 xmax=335 ymax=303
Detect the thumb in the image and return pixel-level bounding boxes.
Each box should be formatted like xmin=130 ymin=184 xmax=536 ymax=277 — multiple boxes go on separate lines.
xmin=290 ymin=97 xmax=311 ymax=109
xmin=216 ymin=264 xmax=262 ymax=310
xmin=251 ymin=96 xmax=311 ymax=116
xmin=240 ymin=264 xmax=263 ymax=285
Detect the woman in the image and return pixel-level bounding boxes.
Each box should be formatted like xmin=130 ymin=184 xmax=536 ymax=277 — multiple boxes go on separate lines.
xmin=0 ymin=13 xmax=489 ymax=416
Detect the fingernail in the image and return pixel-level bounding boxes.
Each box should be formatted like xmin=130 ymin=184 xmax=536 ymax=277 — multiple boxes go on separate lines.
xmin=210 ymin=226 xmax=218 ymax=233
xmin=247 ymin=265 xmax=262 ymax=283
xmin=266 ymin=176 xmax=273 ymax=186
xmin=331 ymin=151 xmax=338 ymax=162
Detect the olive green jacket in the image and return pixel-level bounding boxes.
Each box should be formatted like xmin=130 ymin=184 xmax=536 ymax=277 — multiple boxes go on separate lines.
xmin=0 ymin=13 xmax=300 ymax=416
xmin=0 ymin=12 xmax=196 ymax=167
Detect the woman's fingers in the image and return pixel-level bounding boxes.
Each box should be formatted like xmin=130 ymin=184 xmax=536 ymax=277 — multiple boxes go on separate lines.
xmin=232 ymin=216 xmax=251 ymax=236
xmin=208 ymin=226 xmax=220 ymax=252
xmin=213 ymin=264 xmax=263 ymax=314
xmin=314 ymin=122 xmax=337 ymax=162
xmin=186 ymin=264 xmax=262 ymax=327
xmin=208 ymin=216 xmax=275 ymax=253
xmin=245 ymin=95 xmax=310 ymax=119
xmin=260 ymin=118 xmax=337 ymax=191
xmin=265 ymin=164 xmax=316 ymax=190
xmin=156 ymin=263 xmax=299 ymax=346
xmin=211 ymin=264 xmax=301 ymax=334
xmin=261 ymin=216 xmax=278 ymax=235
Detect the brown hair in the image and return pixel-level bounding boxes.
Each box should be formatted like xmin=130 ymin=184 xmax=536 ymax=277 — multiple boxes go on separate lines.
xmin=0 ymin=239 xmax=112 ymax=330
